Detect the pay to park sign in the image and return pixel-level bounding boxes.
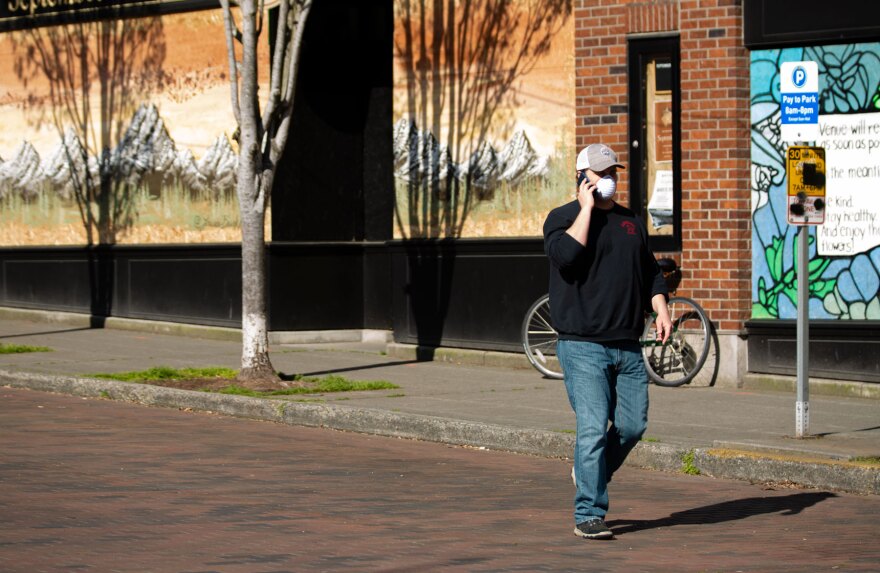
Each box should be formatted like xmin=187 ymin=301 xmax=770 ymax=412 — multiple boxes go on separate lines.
xmin=780 ymin=61 xmax=820 ymax=143
xmin=787 ymin=146 xmax=826 ymax=226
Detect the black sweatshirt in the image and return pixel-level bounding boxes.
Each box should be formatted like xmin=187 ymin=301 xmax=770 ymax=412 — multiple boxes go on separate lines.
xmin=543 ymin=200 xmax=668 ymax=343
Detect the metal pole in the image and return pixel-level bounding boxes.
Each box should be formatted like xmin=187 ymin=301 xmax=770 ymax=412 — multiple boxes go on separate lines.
xmin=796 ymin=225 xmax=810 ymax=437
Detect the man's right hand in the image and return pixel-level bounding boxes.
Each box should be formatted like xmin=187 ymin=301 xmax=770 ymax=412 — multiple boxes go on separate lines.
xmin=576 ymin=177 xmax=596 ymax=211
xmin=566 ymin=178 xmax=596 ymax=247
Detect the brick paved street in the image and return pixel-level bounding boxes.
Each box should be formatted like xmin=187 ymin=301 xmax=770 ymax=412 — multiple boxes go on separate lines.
xmin=1 ymin=387 xmax=877 ymax=573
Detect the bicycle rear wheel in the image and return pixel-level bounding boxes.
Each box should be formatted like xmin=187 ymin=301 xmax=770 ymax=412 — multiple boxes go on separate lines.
xmin=521 ymin=294 xmax=564 ymax=379
xmin=641 ymin=296 xmax=711 ymax=387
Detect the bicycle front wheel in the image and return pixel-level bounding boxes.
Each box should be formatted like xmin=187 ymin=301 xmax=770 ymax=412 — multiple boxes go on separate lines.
xmin=641 ymin=296 xmax=711 ymax=387
xmin=521 ymin=294 xmax=564 ymax=379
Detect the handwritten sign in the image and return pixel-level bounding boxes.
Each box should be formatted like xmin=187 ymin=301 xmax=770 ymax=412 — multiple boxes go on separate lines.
xmin=815 ymin=112 xmax=880 ymax=256
xmin=647 ymin=169 xmax=674 ymax=229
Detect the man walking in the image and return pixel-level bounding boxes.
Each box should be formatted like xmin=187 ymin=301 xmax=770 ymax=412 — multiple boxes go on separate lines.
xmin=543 ymin=143 xmax=672 ymax=540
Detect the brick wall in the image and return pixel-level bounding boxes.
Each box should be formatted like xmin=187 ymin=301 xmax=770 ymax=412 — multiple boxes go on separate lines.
xmin=678 ymin=0 xmax=750 ymax=333
xmin=574 ymin=0 xmax=751 ymax=333
xmin=574 ymin=0 xmax=630 ymax=202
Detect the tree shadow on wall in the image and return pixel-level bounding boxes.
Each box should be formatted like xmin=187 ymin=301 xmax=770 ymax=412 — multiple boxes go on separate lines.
xmin=11 ymin=18 xmax=166 ymax=323
xmin=394 ymin=0 xmax=570 ymax=351
xmin=395 ymin=0 xmax=570 ymax=239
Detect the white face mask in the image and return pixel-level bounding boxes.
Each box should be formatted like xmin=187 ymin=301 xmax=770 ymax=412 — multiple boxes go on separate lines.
xmin=596 ymin=176 xmax=617 ymax=200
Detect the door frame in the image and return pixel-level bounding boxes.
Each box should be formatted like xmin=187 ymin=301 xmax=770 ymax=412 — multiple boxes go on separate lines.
xmin=627 ymin=35 xmax=682 ymax=253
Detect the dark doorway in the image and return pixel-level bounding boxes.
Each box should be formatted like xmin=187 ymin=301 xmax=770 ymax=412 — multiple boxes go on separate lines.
xmin=628 ymin=36 xmax=681 ymax=253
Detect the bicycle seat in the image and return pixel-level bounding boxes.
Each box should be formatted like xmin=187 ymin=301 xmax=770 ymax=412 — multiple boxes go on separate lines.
xmin=656 ymin=258 xmax=681 ymax=291
xmin=657 ymin=258 xmax=678 ymax=273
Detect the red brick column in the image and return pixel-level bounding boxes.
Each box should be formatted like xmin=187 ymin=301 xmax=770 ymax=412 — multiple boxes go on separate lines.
xmin=574 ymin=0 xmax=631 ymax=203
xmin=574 ymin=0 xmax=752 ymax=338
xmin=678 ymin=0 xmax=751 ymax=333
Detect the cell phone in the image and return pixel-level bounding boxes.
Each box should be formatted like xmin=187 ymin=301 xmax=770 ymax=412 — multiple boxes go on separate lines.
xmin=577 ymin=171 xmax=600 ymax=200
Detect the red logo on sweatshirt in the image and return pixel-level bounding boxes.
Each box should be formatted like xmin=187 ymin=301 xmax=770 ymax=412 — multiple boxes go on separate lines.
xmin=620 ymin=221 xmax=637 ymax=235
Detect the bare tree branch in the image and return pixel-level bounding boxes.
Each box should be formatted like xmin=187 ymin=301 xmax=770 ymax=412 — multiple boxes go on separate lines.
xmin=259 ymin=0 xmax=310 ymax=184
xmin=220 ymin=0 xmax=243 ymax=125
xmin=394 ymin=0 xmax=570 ymax=237
xmin=262 ymin=0 xmax=291 ymax=132
xmin=281 ymin=0 xmax=311 ymax=108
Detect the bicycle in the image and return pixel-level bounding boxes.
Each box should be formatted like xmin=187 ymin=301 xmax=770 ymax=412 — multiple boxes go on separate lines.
xmin=521 ymin=260 xmax=711 ymax=387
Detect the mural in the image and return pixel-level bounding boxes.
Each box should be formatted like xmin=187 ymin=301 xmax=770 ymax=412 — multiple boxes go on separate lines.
xmin=0 ymin=11 xmax=269 ymax=245
xmin=392 ymin=0 xmax=574 ymax=239
xmin=751 ymin=43 xmax=880 ymax=320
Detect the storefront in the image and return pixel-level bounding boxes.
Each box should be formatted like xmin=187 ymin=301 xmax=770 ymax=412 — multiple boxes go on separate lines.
xmin=1 ymin=0 xmax=878 ymax=386
xmin=743 ymin=0 xmax=880 ymax=383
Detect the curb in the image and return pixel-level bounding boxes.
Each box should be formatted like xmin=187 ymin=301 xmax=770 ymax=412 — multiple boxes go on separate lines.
xmin=2 ymin=369 xmax=877 ymax=496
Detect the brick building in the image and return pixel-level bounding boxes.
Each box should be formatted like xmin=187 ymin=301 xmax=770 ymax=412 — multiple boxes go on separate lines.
xmin=569 ymin=0 xmax=880 ymax=386
xmin=0 ymin=0 xmax=878 ymax=388
xmin=573 ymin=0 xmax=752 ymax=384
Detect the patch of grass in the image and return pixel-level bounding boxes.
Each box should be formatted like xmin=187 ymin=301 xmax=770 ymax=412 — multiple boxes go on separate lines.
xmin=89 ymin=366 xmax=237 ymax=382
xmin=0 ymin=343 xmax=51 ymax=354
xmin=642 ymin=437 xmax=660 ymax=443
xmin=305 ymin=374 xmax=395 ymax=392
xmin=385 ymin=393 xmax=406 ymax=398
xmin=555 ymin=429 xmax=576 ymax=434
xmin=681 ymin=450 xmax=701 ymax=475
xmin=216 ymin=375 xmax=398 ymax=398
xmin=85 ymin=368 xmax=397 ymax=399
xmin=851 ymin=456 xmax=880 ymax=466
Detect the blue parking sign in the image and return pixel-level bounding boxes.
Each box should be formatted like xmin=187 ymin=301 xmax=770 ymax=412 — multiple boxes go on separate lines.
xmin=780 ymin=61 xmax=819 ymax=141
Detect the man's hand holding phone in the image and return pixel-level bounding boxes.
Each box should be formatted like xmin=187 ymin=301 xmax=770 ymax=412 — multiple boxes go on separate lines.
xmin=576 ymin=171 xmax=597 ymax=210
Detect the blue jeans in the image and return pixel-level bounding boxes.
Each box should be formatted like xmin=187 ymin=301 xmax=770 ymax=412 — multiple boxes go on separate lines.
xmin=557 ymin=339 xmax=649 ymax=524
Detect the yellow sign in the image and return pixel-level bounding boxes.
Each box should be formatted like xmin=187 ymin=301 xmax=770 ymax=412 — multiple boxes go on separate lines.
xmin=786 ymin=146 xmax=826 ymax=225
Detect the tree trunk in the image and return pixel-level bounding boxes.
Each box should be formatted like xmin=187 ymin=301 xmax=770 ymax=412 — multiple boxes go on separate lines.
xmin=236 ymin=146 xmax=282 ymax=390
xmin=237 ymin=200 xmax=282 ymax=389
xmin=220 ymin=0 xmax=313 ymax=389
xmin=231 ymin=1 xmax=283 ymax=391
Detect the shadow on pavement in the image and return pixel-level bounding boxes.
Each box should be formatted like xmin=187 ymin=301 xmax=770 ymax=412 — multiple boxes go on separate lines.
xmin=0 ymin=327 xmax=94 ymax=340
xmin=608 ymin=491 xmax=837 ymax=536
xmin=281 ymin=359 xmax=424 ymax=379
xmin=812 ymin=425 xmax=880 ymax=437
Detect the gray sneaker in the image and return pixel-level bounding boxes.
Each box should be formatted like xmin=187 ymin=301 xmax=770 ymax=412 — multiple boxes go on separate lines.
xmin=574 ymin=517 xmax=614 ymax=539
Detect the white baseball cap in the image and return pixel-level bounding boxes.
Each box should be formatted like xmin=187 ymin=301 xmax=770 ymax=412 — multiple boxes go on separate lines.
xmin=576 ymin=143 xmax=625 ymax=172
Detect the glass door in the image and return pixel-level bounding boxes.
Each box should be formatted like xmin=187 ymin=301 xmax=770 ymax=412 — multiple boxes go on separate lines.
xmin=628 ymin=37 xmax=681 ymax=252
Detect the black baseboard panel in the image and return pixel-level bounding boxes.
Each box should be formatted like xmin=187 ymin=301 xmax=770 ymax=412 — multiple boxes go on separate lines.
xmin=3 ymin=255 xmax=94 ymax=314
xmin=747 ymin=320 xmax=880 ymax=383
xmin=390 ymin=239 xmax=550 ymax=353
xmin=115 ymin=247 xmax=242 ymax=326
xmin=0 ymin=245 xmax=243 ymax=327
xmin=0 ymin=243 xmax=392 ymax=332
xmin=267 ymin=242 xmax=391 ymax=331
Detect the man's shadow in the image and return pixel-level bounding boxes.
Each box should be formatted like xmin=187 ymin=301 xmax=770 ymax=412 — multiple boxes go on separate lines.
xmin=607 ymin=491 xmax=836 ymax=536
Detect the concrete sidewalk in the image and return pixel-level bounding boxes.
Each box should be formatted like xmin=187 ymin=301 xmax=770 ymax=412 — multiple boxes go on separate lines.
xmin=0 ymin=310 xmax=878 ymax=495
